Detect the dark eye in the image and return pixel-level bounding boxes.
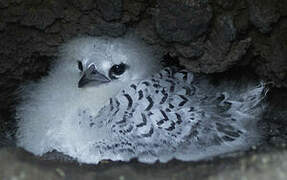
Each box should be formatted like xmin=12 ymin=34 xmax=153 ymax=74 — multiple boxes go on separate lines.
xmin=78 ymin=61 xmax=83 ymax=71
xmin=109 ymin=63 xmax=127 ymax=79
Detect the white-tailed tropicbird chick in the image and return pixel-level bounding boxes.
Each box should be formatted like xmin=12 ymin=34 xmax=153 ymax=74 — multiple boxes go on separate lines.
xmin=16 ymin=36 xmax=267 ymax=164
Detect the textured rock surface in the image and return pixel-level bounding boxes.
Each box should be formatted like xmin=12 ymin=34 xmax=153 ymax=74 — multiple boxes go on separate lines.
xmin=1 ymin=147 xmax=287 ymax=180
xmin=247 ymin=0 xmax=280 ymax=34
xmin=0 ymin=0 xmax=287 ymax=179
xmin=154 ymin=0 xmax=212 ymax=43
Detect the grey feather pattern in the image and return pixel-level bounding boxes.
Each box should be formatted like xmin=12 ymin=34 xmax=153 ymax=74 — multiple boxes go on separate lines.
xmin=76 ymin=67 xmax=266 ymax=163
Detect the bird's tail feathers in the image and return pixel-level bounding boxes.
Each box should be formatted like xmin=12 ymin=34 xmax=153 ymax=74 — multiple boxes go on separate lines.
xmin=193 ymin=76 xmax=268 ymax=145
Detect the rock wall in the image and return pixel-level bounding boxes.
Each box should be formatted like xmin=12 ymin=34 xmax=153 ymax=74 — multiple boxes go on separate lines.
xmin=0 ymin=0 xmax=286 ymax=127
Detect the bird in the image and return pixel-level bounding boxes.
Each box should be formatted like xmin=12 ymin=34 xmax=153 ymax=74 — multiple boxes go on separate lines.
xmin=15 ymin=35 xmax=267 ymax=164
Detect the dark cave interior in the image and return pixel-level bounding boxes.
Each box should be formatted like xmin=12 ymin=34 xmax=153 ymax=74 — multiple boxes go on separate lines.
xmin=0 ymin=0 xmax=287 ymax=179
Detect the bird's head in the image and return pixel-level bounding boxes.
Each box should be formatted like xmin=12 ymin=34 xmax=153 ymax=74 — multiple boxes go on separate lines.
xmin=59 ymin=36 xmax=161 ymax=88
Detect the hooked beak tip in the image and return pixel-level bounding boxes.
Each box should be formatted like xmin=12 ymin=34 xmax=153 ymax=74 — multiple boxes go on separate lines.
xmin=78 ymin=75 xmax=88 ymax=88
xmin=78 ymin=82 xmax=83 ymax=88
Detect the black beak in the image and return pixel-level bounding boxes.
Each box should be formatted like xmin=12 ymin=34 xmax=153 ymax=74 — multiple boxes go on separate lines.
xmin=78 ymin=64 xmax=111 ymax=88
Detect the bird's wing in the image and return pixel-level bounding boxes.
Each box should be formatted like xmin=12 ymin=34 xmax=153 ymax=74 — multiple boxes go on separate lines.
xmin=90 ymin=67 xmax=266 ymax=163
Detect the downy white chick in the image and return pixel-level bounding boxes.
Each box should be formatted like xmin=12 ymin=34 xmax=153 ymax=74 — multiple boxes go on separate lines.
xmin=16 ymin=36 xmax=266 ymax=164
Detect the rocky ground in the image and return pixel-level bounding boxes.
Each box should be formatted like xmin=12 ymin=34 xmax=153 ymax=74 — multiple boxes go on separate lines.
xmin=0 ymin=0 xmax=287 ymax=179
xmin=1 ymin=146 xmax=287 ymax=180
